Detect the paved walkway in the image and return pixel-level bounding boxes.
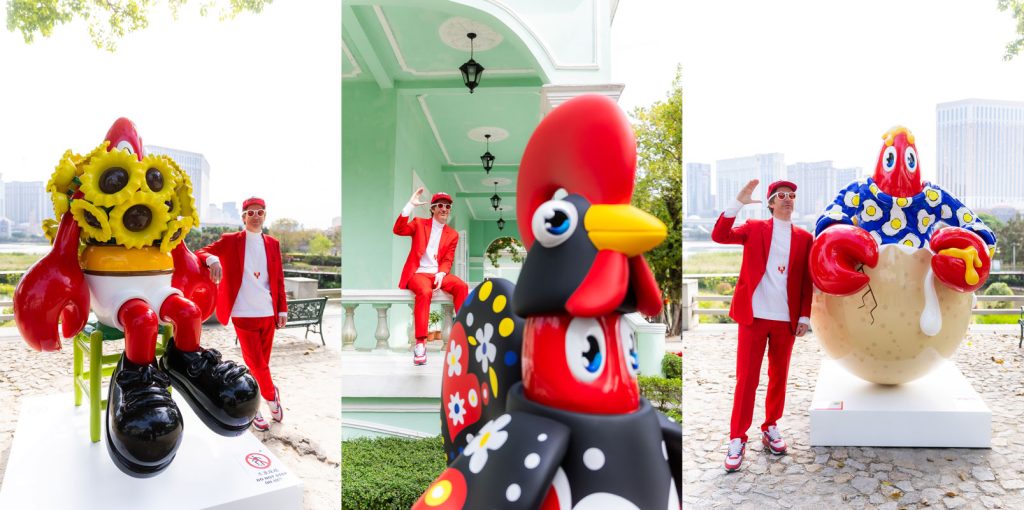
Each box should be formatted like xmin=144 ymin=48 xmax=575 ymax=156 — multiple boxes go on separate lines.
xmin=0 ymin=303 xmax=342 ymax=510
xmin=684 ymin=324 xmax=1024 ymax=510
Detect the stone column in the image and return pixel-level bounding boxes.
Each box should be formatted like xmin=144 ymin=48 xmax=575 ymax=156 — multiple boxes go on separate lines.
xmin=371 ymin=304 xmax=391 ymax=351
xmin=342 ymin=303 xmax=359 ymax=349
xmin=682 ymin=279 xmax=700 ymax=331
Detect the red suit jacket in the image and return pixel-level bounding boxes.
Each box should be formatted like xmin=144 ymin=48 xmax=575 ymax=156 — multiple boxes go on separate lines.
xmin=196 ymin=231 xmax=288 ymax=325
xmin=711 ymin=214 xmax=813 ymax=332
xmin=393 ymin=215 xmax=458 ymax=289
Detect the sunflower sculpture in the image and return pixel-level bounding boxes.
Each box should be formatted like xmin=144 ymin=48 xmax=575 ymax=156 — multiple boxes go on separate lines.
xmin=16 ymin=118 xmax=259 ymax=478
xmin=45 ymin=141 xmax=199 ymax=251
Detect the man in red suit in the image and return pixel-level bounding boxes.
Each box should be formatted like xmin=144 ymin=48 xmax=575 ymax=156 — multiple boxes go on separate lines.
xmin=712 ymin=179 xmax=812 ymax=473
xmin=198 ymin=197 xmax=288 ymax=431
xmin=394 ymin=187 xmax=469 ymax=365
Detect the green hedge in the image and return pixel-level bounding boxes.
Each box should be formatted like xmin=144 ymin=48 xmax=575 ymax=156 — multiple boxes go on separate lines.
xmin=661 ymin=352 xmax=682 ymax=379
xmin=286 ymin=253 xmax=341 ymax=267
xmin=341 ymin=436 xmax=446 ymax=510
xmin=639 ymin=375 xmax=682 ymax=422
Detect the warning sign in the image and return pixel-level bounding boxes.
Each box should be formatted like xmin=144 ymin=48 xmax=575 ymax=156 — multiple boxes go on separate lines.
xmin=245 ymin=453 xmax=273 ymax=469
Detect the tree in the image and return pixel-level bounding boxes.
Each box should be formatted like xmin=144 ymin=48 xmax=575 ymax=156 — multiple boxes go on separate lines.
xmin=184 ymin=225 xmax=238 ymax=250
xmin=485 ymin=237 xmax=525 ymax=268
xmin=309 ymin=232 xmax=332 ymax=257
xmin=631 ymin=65 xmax=682 ymax=336
xmin=270 ymin=218 xmax=301 ymax=253
xmin=999 ymin=0 xmax=1024 ymax=60
xmin=6 ymin=0 xmax=272 ymax=51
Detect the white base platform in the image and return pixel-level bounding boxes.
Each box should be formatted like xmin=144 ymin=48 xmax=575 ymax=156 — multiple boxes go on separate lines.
xmin=809 ymin=359 xmax=991 ymax=448
xmin=0 ymin=392 xmax=303 ymax=509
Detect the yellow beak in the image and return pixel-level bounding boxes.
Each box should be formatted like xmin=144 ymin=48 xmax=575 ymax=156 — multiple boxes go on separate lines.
xmin=584 ymin=204 xmax=667 ymax=257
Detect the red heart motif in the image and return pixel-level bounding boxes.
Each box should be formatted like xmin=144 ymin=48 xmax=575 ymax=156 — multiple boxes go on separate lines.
xmin=442 ymin=322 xmax=482 ymax=438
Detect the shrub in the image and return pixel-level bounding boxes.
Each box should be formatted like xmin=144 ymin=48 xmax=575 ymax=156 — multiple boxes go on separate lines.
xmin=341 ymin=436 xmax=447 ymax=510
xmin=984 ymin=282 xmax=1014 ymax=309
xmin=713 ymin=281 xmax=734 ymax=295
xmin=661 ymin=352 xmax=682 ymax=379
xmin=639 ymin=375 xmax=682 ymax=423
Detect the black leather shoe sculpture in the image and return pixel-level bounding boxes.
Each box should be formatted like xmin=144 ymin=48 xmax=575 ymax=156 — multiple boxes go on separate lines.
xmin=159 ymin=338 xmax=260 ymax=435
xmin=106 ymin=355 xmax=184 ymax=478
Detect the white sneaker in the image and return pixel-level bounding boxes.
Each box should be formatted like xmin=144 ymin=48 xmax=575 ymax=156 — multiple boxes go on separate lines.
xmin=252 ymin=411 xmax=270 ymax=431
xmin=413 ymin=343 xmax=427 ymax=365
xmin=268 ymin=387 xmax=283 ymax=423
xmin=724 ymin=438 xmax=745 ymax=472
xmin=762 ymin=425 xmax=787 ymax=455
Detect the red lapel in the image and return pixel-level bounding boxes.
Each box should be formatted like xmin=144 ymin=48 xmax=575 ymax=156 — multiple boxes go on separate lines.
xmin=762 ymin=218 xmax=773 ymax=263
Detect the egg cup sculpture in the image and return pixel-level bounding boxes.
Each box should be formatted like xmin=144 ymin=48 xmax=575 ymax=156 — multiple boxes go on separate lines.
xmin=13 ymin=118 xmax=260 ymax=477
xmin=810 ymin=126 xmax=996 ymax=385
xmin=414 ymin=95 xmax=681 ymax=510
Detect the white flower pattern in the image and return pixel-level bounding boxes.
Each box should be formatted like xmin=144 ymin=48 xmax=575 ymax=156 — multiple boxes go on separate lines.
xmin=464 ymin=414 xmax=511 ymax=473
xmin=447 ymin=392 xmax=467 ymax=426
xmin=475 ymin=323 xmax=496 ymax=373
xmin=861 ymin=199 xmax=883 ymax=222
xmin=447 ymin=340 xmax=462 ymax=377
xmin=956 ymin=206 xmax=976 ymax=227
xmin=940 ymin=204 xmax=953 ymax=220
xmin=843 ymin=191 xmax=860 ymax=208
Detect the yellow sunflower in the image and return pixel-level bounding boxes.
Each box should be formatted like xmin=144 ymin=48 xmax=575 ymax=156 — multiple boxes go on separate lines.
xmin=138 ymin=154 xmax=178 ymax=201
xmin=51 ymin=191 xmax=71 ymax=218
xmin=79 ymin=148 xmax=143 ymax=207
xmin=176 ymin=179 xmax=200 ymax=226
xmin=163 ymin=192 xmax=181 ymax=217
xmin=47 ymin=150 xmax=79 ymax=193
xmin=109 ymin=194 xmax=171 ymax=249
xmin=159 ymin=216 xmax=193 ymax=252
xmin=70 ymin=199 xmax=113 ymax=242
xmin=41 ymin=218 xmax=58 ymax=244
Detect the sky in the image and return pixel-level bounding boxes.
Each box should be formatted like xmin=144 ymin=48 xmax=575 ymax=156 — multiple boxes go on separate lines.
xmin=0 ymin=2 xmax=341 ymax=230
xmin=681 ymin=0 xmax=1024 ymax=184
xmin=611 ymin=0 xmax=683 ymax=115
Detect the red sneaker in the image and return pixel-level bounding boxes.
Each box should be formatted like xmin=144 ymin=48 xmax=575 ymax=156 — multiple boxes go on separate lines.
xmin=413 ymin=343 xmax=427 ymax=366
xmin=252 ymin=411 xmax=270 ymax=432
xmin=762 ymin=425 xmax=788 ymax=455
xmin=724 ymin=438 xmax=745 ymax=472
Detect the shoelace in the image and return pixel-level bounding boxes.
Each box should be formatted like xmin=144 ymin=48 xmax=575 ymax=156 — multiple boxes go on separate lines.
xmin=188 ymin=349 xmax=249 ymax=382
xmin=117 ymin=365 xmax=174 ymax=409
xmin=766 ymin=427 xmax=783 ymax=442
xmin=117 ymin=363 xmax=171 ymax=388
xmin=727 ymin=440 xmax=744 ymax=457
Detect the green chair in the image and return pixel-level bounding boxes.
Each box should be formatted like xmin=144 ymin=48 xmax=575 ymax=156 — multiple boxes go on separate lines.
xmin=73 ymin=323 xmax=171 ymax=443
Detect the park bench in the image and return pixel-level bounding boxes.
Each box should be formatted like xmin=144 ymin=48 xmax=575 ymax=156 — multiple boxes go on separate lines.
xmin=1018 ymin=306 xmax=1024 ymax=348
xmin=235 ymin=297 xmax=328 ymax=346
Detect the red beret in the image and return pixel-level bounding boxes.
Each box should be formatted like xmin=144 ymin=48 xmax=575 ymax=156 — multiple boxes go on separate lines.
xmin=767 ymin=180 xmax=797 ymax=197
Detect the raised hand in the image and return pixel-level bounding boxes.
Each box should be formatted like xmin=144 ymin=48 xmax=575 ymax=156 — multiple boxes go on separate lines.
xmin=409 ymin=187 xmax=428 ymax=207
xmin=810 ymin=225 xmax=879 ymax=296
xmin=736 ymin=179 xmax=762 ymax=205
xmin=929 ymin=227 xmax=990 ymax=293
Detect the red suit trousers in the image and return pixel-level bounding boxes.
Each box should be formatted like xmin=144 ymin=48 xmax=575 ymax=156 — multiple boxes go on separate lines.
xmin=232 ymin=316 xmax=278 ymax=401
xmin=730 ymin=318 xmax=796 ymax=442
xmin=406 ymin=273 xmax=468 ymax=341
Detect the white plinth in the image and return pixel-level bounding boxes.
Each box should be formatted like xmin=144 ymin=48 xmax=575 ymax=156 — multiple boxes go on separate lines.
xmin=0 ymin=393 xmax=303 ymax=509
xmin=809 ymin=359 xmax=990 ymax=448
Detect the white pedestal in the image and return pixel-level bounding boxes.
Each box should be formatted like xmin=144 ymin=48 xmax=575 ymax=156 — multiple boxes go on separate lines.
xmin=809 ymin=359 xmax=991 ymax=448
xmin=0 ymin=393 xmax=303 ymax=509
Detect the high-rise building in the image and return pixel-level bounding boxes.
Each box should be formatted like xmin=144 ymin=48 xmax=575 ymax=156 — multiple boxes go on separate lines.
xmin=786 ymin=161 xmax=862 ymax=219
xmin=715 ymin=153 xmax=785 ymax=221
xmin=685 ymin=163 xmax=713 ymax=217
xmin=222 ymin=201 xmax=240 ymax=220
xmin=144 ymin=145 xmax=211 ymax=223
xmin=5 ymin=181 xmax=48 ymax=233
xmin=936 ymin=99 xmax=1024 ymax=211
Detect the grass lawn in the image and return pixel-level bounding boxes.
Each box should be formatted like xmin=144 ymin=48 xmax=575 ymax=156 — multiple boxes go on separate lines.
xmin=0 ymin=253 xmax=44 ymax=271
xmin=684 ymin=251 xmax=742 ymax=274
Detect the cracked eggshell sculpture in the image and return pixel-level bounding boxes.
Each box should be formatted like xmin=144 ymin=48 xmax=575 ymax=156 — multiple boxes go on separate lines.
xmin=810 ymin=244 xmax=973 ymax=385
xmin=810 ymin=126 xmax=995 ymax=385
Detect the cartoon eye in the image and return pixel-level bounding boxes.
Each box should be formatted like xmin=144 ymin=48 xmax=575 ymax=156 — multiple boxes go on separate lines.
xmin=618 ymin=317 xmax=640 ymax=378
xmin=882 ymin=146 xmax=897 ymax=173
xmin=532 ymin=200 xmax=579 ymax=248
xmin=904 ymin=146 xmax=918 ymax=173
xmin=115 ymin=140 xmax=135 ymax=154
xmin=565 ymin=317 xmax=605 ymax=383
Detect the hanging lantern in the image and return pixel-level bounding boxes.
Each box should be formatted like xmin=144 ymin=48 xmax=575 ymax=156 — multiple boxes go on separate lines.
xmin=490 ymin=181 xmax=501 ymax=211
xmin=459 ymin=33 xmax=485 ymax=93
xmin=480 ymin=133 xmax=495 ymax=173
xmin=497 ymin=208 xmax=505 ymax=231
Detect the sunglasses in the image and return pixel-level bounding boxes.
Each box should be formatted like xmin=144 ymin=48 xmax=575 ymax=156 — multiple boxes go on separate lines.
xmin=244 ymin=209 xmax=266 ymax=217
xmin=432 ymin=203 xmax=452 ymax=210
xmin=769 ymin=192 xmax=797 ymax=200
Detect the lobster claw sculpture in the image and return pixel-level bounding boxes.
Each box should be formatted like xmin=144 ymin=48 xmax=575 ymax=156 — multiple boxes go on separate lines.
xmin=13 ymin=211 xmax=90 ymax=351
xmin=13 ymin=118 xmax=260 ymax=477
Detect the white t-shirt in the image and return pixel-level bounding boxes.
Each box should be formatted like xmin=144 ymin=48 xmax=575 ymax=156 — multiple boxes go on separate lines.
xmin=230 ymin=230 xmax=275 ymax=317
xmin=724 ymin=200 xmax=809 ymax=325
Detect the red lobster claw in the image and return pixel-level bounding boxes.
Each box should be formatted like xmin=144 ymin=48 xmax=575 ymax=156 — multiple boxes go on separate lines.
xmin=929 ymin=227 xmax=990 ymax=293
xmin=13 ymin=212 xmax=89 ymax=351
xmin=810 ymin=224 xmax=880 ymax=296
xmin=171 ymin=241 xmax=216 ymax=321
